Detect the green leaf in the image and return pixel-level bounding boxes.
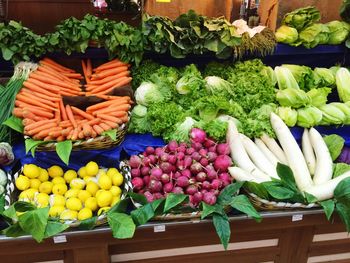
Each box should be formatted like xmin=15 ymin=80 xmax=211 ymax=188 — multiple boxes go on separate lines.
xmin=18 ymin=207 xmax=49 ymax=242
xmin=304 ymin=192 xmax=318 ymax=203
xmin=163 ymin=193 xmax=188 ymax=212
xmin=276 ymin=163 xmax=298 ymax=192
xmin=2 ymin=204 xmax=17 ymax=221
xmin=320 ymin=200 xmax=335 ymax=221
xmin=150 ymin=198 xmax=165 ymax=216
xmin=244 ymin=182 xmax=269 ymax=199
xmin=25 ymin=139 xmax=46 ymax=157
xmin=44 ymin=221 xmax=69 ymax=238
xmin=336 ymin=202 xmax=350 ymax=232
xmin=263 ymin=182 xmax=295 ymax=200
xmin=128 ymin=192 xmax=147 ymax=205
xmin=217 ymin=181 xmax=244 ymax=206
xmin=201 ymin=203 xmax=225 ymax=219
xmin=107 ymin=212 xmax=136 ymax=239
xmin=108 ymin=198 xmax=130 ymax=214
xmin=2 ymin=116 xmax=24 ymax=133
xmin=56 ymin=141 xmax=72 ymax=165
xmin=333 ymin=163 xmax=350 ymax=178
xmin=1 ymin=47 xmax=14 ymax=60
xmin=78 ymin=216 xmax=97 ymax=230
xmin=334 ymin=177 xmax=350 ymax=204
xmin=213 ymin=214 xmax=230 ymax=250
xmin=3 ymin=223 xmax=27 ymax=237
xmin=102 ymin=129 xmax=117 ymax=141
xmin=131 ymin=203 xmax=154 ymax=226
xmin=14 ymin=201 xmax=36 ymax=212
xmin=324 ymin=134 xmax=345 ymax=161
xmin=230 ymin=195 xmax=261 ymax=222
xmin=0 ymin=195 xmax=4 ymax=213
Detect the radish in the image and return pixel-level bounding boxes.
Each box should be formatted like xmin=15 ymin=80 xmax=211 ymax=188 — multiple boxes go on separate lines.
xmin=148 ymin=179 xmax=162 ymax=193
xmin=270 ymin=113 xmax=313 ymax=191
xmin=214 ymin=155 xmax=232 ymax=172
xmin=172 ymin=186 xmax=184 ymax=194
xmin=144 ymin=191 xmax=154 ymax=202
xmin=228 ymin=167 xmax=268 ymax=183
xmin=186 ymin=147 xmax=195 ymax=155
xmin=203 ymin=192 xmax=217 ymax=205
xmin=167 ymin=141 xmax=178 ymax=152
xmin=164 ymin=182 xmax=174 ymax=193
xmin=196 ymin=172 xmax=207 ymax=182
xmin=141 ymin=166 xmax=150 ymax=176
xmin=132 ymin=177 xmax=144 ymax=190
xmin=143 ymin=175 xmax=150 ymax=185
xmin=145 ymin=146 xmax=155 ymax=155
xmin=168 ymin=154 xmax=177 ymax=164
xmin=150 ymin=167 xmax=162 ymax=179
xmin=254 ymin=138 xmax=279 ymax=167
xmin=260 ymin=134 xmax=288 ymax=165
xmin=202 ymin=181 xmax=212 ymax=190
xmin=177 ymin=176 xmax=190 ymax=187
xmin=240 ymin=134 xmax=279 ymax=179
xmin=301 ymin=129 xmax=316 ymax=176
xmin=131 ymin=168 xmax=141 ymax=178
xmin=309 ymin=128 xmax=333 ymax=185
xmin=217 ymin=143 xmax=230 ymax=155
xmin=211 ymin=179 xmax=223 ymax=189
xmin=192 ymin=192 xmax=203 ymax=204
xmin=190 ymin=162 xmax=203 ymax=174
xmin=190 ymin=128 xmax=207 ymax=143
xmin=129 ymin=155 xmax=142 ymax=168
xmin=200 ymin=158 xmax=209 ymax=166
xmin=161 ymin=173 xmax=170 ymax=184
xmin=191 ymin=152 xmax=201 ymax=161
xmin=181 ymin=169 xmax=191 ymax=178
xmin=186 ymin=185 xmax=198 ymax=195
xmin=204 ymin=138 xmax=215 ymax=148
xmin=176 ymin=152 xmax=185 ymax=160
xmin=207 ymin=152 xmax=217 ymax=162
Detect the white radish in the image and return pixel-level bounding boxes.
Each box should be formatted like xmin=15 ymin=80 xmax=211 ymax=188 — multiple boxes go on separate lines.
xmin=305 ymin=171 xmax=350 ymax=201
xmin=240 ymin=134 xmax=279 ymax=179
xmin=255 ymin=138 xmax=279 ymax=167
xmin=228 ymin=167 xmax=270 ymax=184
xmin=309 ymin=128 xmax=333 ymax=185
xmin=261 ymin=134 xmax=288 ymax=165
xmin=302 ymin=129 xmax=316 ymax=176
xmin=270 ymin=113 xmax=313 ymax=191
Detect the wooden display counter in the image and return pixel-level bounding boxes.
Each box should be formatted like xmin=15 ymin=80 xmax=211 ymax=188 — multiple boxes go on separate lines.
xmin=0 ymin=210 xmax=349 ymax=263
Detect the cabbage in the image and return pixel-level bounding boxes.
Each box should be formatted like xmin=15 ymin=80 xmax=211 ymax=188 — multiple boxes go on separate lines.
xmin=313 ymin=68 xmax=336 ymax=87
xmin=336 ymin=68 xmax=350 ymax=102
xmin=261 ymin=66 xmax=277 ymax=86
xmin=282 ymin=6 xmax=321 ymax=31
xmin=0 ymin=169 xmax=6 ymax=186
xmin=132 ymin=105 xmax=148 ymax=118
xmin=330 ymin=102 xmax=350 ymax=124
xmin=307 ymin=88 xmax=331 ymax=107
xmin=299 ymin=23 xmax=330 ymax=48
xmin=205 ymin=76 xmax=234 ymax=96
xmin=275 ymin=66 xmax=300 ymax=90
xmin=319 ymin=104 xmax=347 ymax=125
xmin=281 ymin=64 xmax=313 ymax=91
xmin=275 ymin=25 xmax=299 ymax=44
xmin=135 ymin=82 xmax=168 ymax=106
xmin=276 ymin=88 xmax=311 ymax=108
xmin=326 ymin=21 xmax=350 ymax=44
xmin=276 ymin=107 xmax=297 ymax=127
xmin=164 ymin=117 xmax=197 ymax=143
xmin=297 ymin=106 xmax=323 ymax=128
xmin=176 ymin=64 xmax=203 ymax=95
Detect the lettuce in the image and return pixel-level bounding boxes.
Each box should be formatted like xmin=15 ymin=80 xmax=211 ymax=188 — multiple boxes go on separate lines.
xmin=336 ymin=68 xmax=350 ymax=103
xmin=282 ymin=6 xmax=320 ymax=31
xmin=327 ymin=21 xmax=350 ymax=44
xmin=276 ymin=107 xmax=297 ymax=127
xmin=313 ymin=68 xmax=336 ymax=88
xmin=307 ymin=88 xmax=331 ymax=107
xmin=275 ymin=25 xmax=299 ymax=44
xmin=281 ymin=64 xmax=314 ymax=91
xmin=296 ymin=106 xmax=323 ymax=128
xmin=275 ymin=66 xmax=300 ymax=90
xmin=276 ymin=88 xmax=311 ymax=108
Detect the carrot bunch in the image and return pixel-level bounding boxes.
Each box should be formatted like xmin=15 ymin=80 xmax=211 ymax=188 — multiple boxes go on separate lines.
xmin=12 ymin=58 xmax=133 ymax=142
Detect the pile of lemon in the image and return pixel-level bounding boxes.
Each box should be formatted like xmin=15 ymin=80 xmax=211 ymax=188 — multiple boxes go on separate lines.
xmin=15 ymin=161 xmax=124 ymax=221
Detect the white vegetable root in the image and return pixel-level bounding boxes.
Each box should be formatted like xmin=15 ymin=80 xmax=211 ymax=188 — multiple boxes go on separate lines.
xmin=254 ymin=138 xmax=279 ymax=167
xmin=261 ymin=134 xmax=288 ymax=165
xmin=228 ymin=167 xmax=269 ymax=184
xmin=302 ymin=129 xmax=316 ymax=176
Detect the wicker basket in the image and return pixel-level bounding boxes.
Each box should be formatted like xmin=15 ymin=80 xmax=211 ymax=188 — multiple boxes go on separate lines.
xmin=4 ymin=164 xmax=132 ymax=228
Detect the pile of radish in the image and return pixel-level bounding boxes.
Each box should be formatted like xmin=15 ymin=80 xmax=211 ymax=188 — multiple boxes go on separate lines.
xmin=129 ymin=128 xmax=233 ymax=206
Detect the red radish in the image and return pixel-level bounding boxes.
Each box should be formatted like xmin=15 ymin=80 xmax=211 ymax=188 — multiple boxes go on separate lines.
xmin=211 ymin=179 xmax=223 ymax=189
xmin=214 ymin=155 xmax=232 ymax=172
xmin=164 ymin=182 xmax=174 ymax=193
xmin=129 ymin=155 xmax=142 ymax=168
xmin=145 ymin=146 xmax=155 ymax=155
xmin=181 ymin=169 xmax=191 ymax=178
xmin=144 ymin=191 xmax=154 ymax=202
xmin=177 ymin=176 xmax=190 ymax=187
xmin=207 ymin=169 xmax=218 ymax=180
xmin=148 ymin=155 xmax=157 ymax=164
xmin=153 ymin=193 xmax=164 ymax=200
xmin=190 ymin=162 xmax=203 ymax=175
xmin=167 ymin=141 xmax=178 ymax=152
xmin=219 ymin=172 xmax=231 ymax=183
xmin=204 ymin=138 xmax=216 ymax=148
xmin=177 ymin=152 xmax=185 ymax=160
xmin=172 ymin=186 xmax=184 ymax=194
xmin=208 ymin=145 xmax=217 ymax=153
xmin=200 ymin=158 xmax=209 ymax=166
xmin=161 ymin=173 xmax=170 ymax=184
xmin=155 ymin=147 xmax=164 ymax=157
xmin=160 ymin=153 xmax=169 ymax=162
xmin=150 ymin=167 xmax=162 ymax=179
xmin=176 ymin=159 xmax=185 ymax=170
xmin=186 ymin=185 xmax=198 ymax=195
xmin=142 ymin=157 xmax=151 ymax=167
xmin=143 ymin=175 xmax=150 ymax=186
xmin=190 ymin=128 xmax=207 ymax=143
xmin=148 ymin=179 xmax=162 ymax=193
xmin=184 ymin=156 xmax=193 ymax=168
xmin=191 ymin=152 xmax=201 ymax=161
xmin=132 ymin=177 xmax=144 ymax=190
xmin=207 ymin=152 xmax=217 ymax=162
xmin=168 ymin=154 xmax=177 ymax=164
xmin=199 ymin=148 xmax=208 ymax=157
xmin=179 ymin=142 xmax=187 ymax=148
xmin=217 ymin=143 xmax=230 ymax=155
xmin=203 ymin=192 xmax=217 ymax=205
xmin=131 ymin=168 xmax=141 ymax=178
xmin=202 ymin=181 xmax=212 ymax=190
xmin=174 ymin=171 xmax=182 ymax=179
xmin=196 ymin=172 xmax=207 ymax=182
xmin=141 ymin=166 xmax=150 ymax=176
xmin=160 ymin=162 xmax=172 ymax=173
xmin=192 ymin=192 xmax=203 ymax=204
xmin=210 ymin=189 xmax=220 ymax=196
xmin=186 ymin=147 xmax=195 ymax=155
xmin=201 ymin=189 xmax=208 ymax=195
xmin=191 ymin=142 xmax=203 ymax=151
xmin=177 ymin=145 xmax=186 ymax=153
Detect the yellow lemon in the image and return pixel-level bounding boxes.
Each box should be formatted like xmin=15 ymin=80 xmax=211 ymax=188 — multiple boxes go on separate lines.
xmin=35 ymin=192 xmax=49 ymax=207
xmin=65 ymin=189 xmax=80 ymax=199
xmin=78 ymin=167 xmax=88 ymax=178
xmin=30 ymin=178 xmax=41 ymax=190
xmin=48 ymin=165 xmax=63 ymax=178
xmin=49 ymin=205 xmax=65 ymax=217
xmin=70 ymin=178 xmax=86 ymax=190
xmin=97 ymin=207 xmax=110 ymax=216
xmin=38 ymin=168 xmax=49 ymax=182
xmin=50 ymin=194 xmax=66 ymax=207
xmin=110 ymin=186 xmax=122 ymax=197
xmin=83 ymin=176 xmax=92 ymax=183
xmin=23 ymin=164 xmax=40 ymax=179
xmin=52 ymin=183 xmax=68 ymax=195
xmin=84 ymin=197 xmax=98 ymax=211
xmin=107 ymin=168 xmax=119 ymax=178
xmin=111 ymin=195 xmax=121 ymax=206
xmin=95 ymin=189 xmax=104 ymax=198
xmin=96 ymin=190 xmax=113 ymax=207
xmin=97 ymin=169 xmax=107 ymax=180
xmin=98 ymin=175 xmax=112 ymax=190
xmin=19 ymin=188 xmax=38 ymax=201
xmin=111 ymin=172 xmax=123 ymax=187
xmin=63 ymin=170 xmax=77 ymax=183
xmin=60 ymin=210 xmax=78 ymax=220
xmin=78 ymin=190 xmax=91 ymax=203
xmin=39 ymin=181 xmax=53 ymax=194
xmin=78 ymin=207 xmax=93 ymax=221
xmin=86 ymin=181 xmax=99 ymax=196
xmin=15 ymin=176 xmax=30 ymax=191
xmin=66 ymin=197 xmax=82 ymax=211
xmin=85 ymin=161 xmax=99 ymax=176
xmin=52 ymin=177 xmax=66 ymax=185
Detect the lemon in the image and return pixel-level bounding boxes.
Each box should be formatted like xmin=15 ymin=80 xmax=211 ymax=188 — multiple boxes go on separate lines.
xmin=52 ymin=177 xmax=66 ymax=185
xmin=39 ymin=181 xmax=53 ymax=194
xmin=78 ymin=190 xmax=91 ymax=203
xmin=38 ymin=168 xmax=49 ymax=182
xmin=66 ymin=197 xmax=82 ymax=211
xmin=30 ymin=178 xmax=41 ymax=190
xmin=96 ymin=190 xmax=113 ymax=207
xmin=60 ymin=210 xmax=78 ymax=220
xmin=110 ymin=186 xmax=122 ymax=197
xmin=23 ymin=164 xmax=40 ymax=179
xmin=97 ymin=169 xmax=107 ymax=180
xmin=107 ymin=168 xmax=119 ymax=177
xmin=70 ymin=178 xmax=86 ymax=190
xmin=95 ymin=189 xmax=104 ymax=198
xmin=65 ymin=189 xmax=80 ymax=198
xmin=52 ymin=183 xmax=68 ymax=195
xmin=35 ymin=193 xmax=49 ymax=207
xmin=19 ymin=188 xmax=38 ymax=201
xmin=86 ymin=161 xmax=99 ymax=176
xmin=84 ymin=197 xmax=98 ymax=211
xmin=78 ymin=207 xmax=93 ymax=221
xmin=111 ymin=172 xmax=123 ymax=187
xmin=111 ymin=195 xmax=121 ymax=206
xmin=63 ymin=170 xmax=77 ymax=183
xmin=97 ymin=207 xmax=110 ymax=216
xmin=98 ymin=175 xmax=112 ymax=190
xmin=50 ymin=194 xmax=66 ymax=207
xmin=48 ymin=165 xmax=63 ymax=178
xmin=83 ymin=176 xmax=92 ymax=183
xmin=86 ymin=181 xmax=99 ymax=196
xmin=78 ymin=167 xmax=88 ymax=178
xmin=49 ymin=205 xmax=65 ymax=217
xmin=15 ymin=176 xmax=30 ymax=191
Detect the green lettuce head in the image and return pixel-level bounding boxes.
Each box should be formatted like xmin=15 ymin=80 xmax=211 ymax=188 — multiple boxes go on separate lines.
xmin=276 ymin=88 xmax=311 ymax=108
xmin=326 ymin=20 xmax=350 ymax=45
xmin=275 ymin=25 xmax=299 ymax=44
xmin=313 ymin=68 xmax=336 ymax=88
xmin=299 ymin=23 xmax=330 ymax=48
xmin=282 ymin=6 xmax=321 ymax=31
xmin=319 ymin=104 xmax=347 ymax=125
xmin=307 ymin=87 xmax=332 ymax=107
xmin=297 ymin=106 xmax=323 ymax=127
xmin=276 ymin=107 xmax=298 ymax=127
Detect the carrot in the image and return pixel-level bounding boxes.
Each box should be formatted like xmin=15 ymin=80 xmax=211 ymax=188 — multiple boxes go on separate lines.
xmin=119 ymin=114 xmax=129 ymax=123
xmin=91 ymin=66 xmax=128 ymax=80
xmin=39 ymin=65 xmax=77 ymax=84
xmin=91 ymin=129 xmax=97 ymax=138
xmin=70 ymin=106 xmax=94 ymax=121
xmin=82 ymin=123 xmax=92 ymax=137
xmin=42 ymin=58 xmax=74 ymax=72
xmin=100 ymin=111 xmax=128 ymax=119
xmin=88 ymin=76 xmax=130 ymax=94
xmin=27 ymin=78 xmax=60 ymax=93
xmin=59 ymin=121 xmax=73 ymax=128
xmin=16 ymin=94 xmax=56 ymax=112
xmin=40 ymin=60 xmax=72 ymax=74
xmin=22 ymin=88 xmax=61 ymax=103
xmin=62 ymin=73 xmax=83 ymax=79
xmin=13 ymin=108 xmax=24 ymax=118
xmin=19 ymin=91 xmax=56 ymax=108
xmin=56 ymin=136 xmax=65 ymax=142
xmin=59 ymin=99 xmax=68 ymax=121
xmin=37 ymin=127 xmax=61 ymax=139
xmin=86 ymin=59 xmax=92 ymax=78
xmin=99 ymin=122 xmax=112 ymax=131
xmin=49 ymin=130 xmax=64 ymax=138
xmin=95 ymin=77 xmax=132 ymax=95
xmin=22 ymin=118 xmax=35 ymax=126
xmin=22 ymin=81 xmax=60 ymax=98
xmin=30 ymin=71 xmax=81 ymax=90
xmin=71 ymin=128 xmax=79 ymax=141
xmin=43 ymin=136 xmax=54 ymax=141
xmin=23 ymin=107 xmax=54 ymax=119
xmin=94 ymin=60 xmax=128 ymax=72
xmin=59 ymin=88 xmax=80 ymax=96
xmin=82 ymin=60 xmax=90 ymax=84
xmin=26 ymin=122 xmax=58 ymax=136
xmin=65 ymin=105 xmax=77 ymax=128
xmin=86 ymin=97 xmax=130 ymax=112
xmin=103 ymin=120 xmax=119 ymax=129
xmin=92 ymin=124 xmax=104 ymax=135
xmin=94 ymin=59 xmax=120 ymax=70
xmin=54 ymin=104 xmax=61 ymax=122
xmin=86 ymin=72 xmax=130 ymax=88
xmin=93 ymin=104 xmax=131 ymax=115
xmin=62 ymin=127 xmax=73 ymax=136
xmin=95 ymin=114 xmax=122 ymax=124
xmin=22 ymin=110 xmax=47 ymax=121
xmin=25 ymin=119 xmax=57 ymax=130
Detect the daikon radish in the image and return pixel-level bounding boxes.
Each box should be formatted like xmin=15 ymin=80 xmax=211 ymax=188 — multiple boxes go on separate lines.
xmin=302 ymin=129 xmax=316 ymax=176
xmin=305 ymin=171 xmax=350 ymax=201
xmin=270 ymin=113 xmax=313 ymax=191
xmin=255 ymin=138 xmax=279 ymax=167
xmin=228 ymin=167 xmax=269 ymax=183
xmin=261 ymin=134 xmax=288 ymax=165
xmin=309 ymin=128 xmax=333 ymax=185
xmin=240 ymin=134 xmax=279 ymax=179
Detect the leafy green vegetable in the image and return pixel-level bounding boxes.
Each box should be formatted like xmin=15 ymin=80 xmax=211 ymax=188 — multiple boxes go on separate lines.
xmin=299 ymin=23 xmax=330 ymax=48
xmin=326 ymin=21 xmax=350 ymax=45
xmin=213 ymin=214 xmax=231 ymax=250
xmin=107 ymin=212 xmax=136 ymax=239
xmin=134 ymin=82 xmax=170 ymax=106
xmin=313 ymin=68 xmax=336 ymax=88
xmin=333 ymin=163 xmax=350 ymax=178
xmin=276 ymin=107 xmax=298 ymax=127
xmin=281 ymin=64 xmax=314 ymax=91
xmin=176 ymin=64 xmax=204 ymax=95
xmin=323 ymin=134 xmax=345 ymax=161
xmin=131 ymin=60 xmax=160 ymax=89
xmin=336 ymin=68 xmax=350 ymax=103
xmin=307 ymin=88 xmax=331 ymax=107
xmin=275 ymin=25 xmax=299 ymax=44
xmin=282 ymin=6 xmax=321 ymax=31
xmin=56 ymin=141 xmax=72 ymax=165
xmin=203 ymin=61 xmax=234 ymax=80
xmin=197 ymin=119 xmax=228 ymax=142
xmin=205 ymin=76 xmax=234 ymax=97
xmin=163 ymin=117 xmax=197 ymax=143
xmin=297 ymin=106 xmax=323 ymax=128
xmin=276 ymin=88 xmax=311 ymax=108
xmin=275 ymin=66 xmax=300 ymax=90
xmin=319 ymin=104 xmax=347 ymax=125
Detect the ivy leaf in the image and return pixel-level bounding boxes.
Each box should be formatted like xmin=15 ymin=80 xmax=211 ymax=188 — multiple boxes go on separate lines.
xmin=2 ymin=116 xmax=24 ymax=133
xmin=320 ymin=200 xmax=335 ymax=221
xmin=217 ymin=181 xmax=244 ymax=206
xmin=18 ymin=207 xmax=49 ymax=242
xmin=230 ymin=195 xmax=261 ymax=222
xmin=44 ymin=221 xmax=69 ymax=238
xmin=131 ymin=203 xmax=154 ymax=226
xmin=213 ymin=214 xmax=230 ymax=250
xmin=107 ymin=212 xmax=136 ymax=239
xmin=201 ymin=203 xmax=225 ymax=219
xmin=163 ymin=193 xmax=188 ymax=212
xmin=56 ymin=140 xmax=72 ymax=165
xmin=78 ymin=216 xmax=97 ymax=230
xmin=102 ymin=129 xmax=117 ymax=141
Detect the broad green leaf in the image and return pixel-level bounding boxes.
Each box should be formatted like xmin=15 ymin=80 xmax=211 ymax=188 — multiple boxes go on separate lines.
xmin=213 ymin=214 xmax=230 ymax=250
xmin=2 ymin=204 xmax=17 ymax=221
xmin=3 ymin=223 xmax=27 ymax=237
xmin=14 ymin=201 xmax=36 ymax=212
xmin=18 ymin=207 xmax=49 ymax=242
xmin=56 ymin=141 xmax=72 ymax=165
xmin=1 ymin=47 xmax=14 ymax=60
xmin=230 ymin=195 xmax=261 ymax=222
xmin=25 ymin=139 xmax=46 ymax=157
xmin=44 ymin=221 xmax=69 ymax=238
xmin=3 ymin=116 xmax=24 ymax=133
xmin=107 ymin=212 xmax=135 ymax=239
xmin=131 ymin=203 xmax=154 ymax=226
xmin=217 ymin=181 xmax=244 ymax=206
xmin=102 ymin=129 xmax=117 ymax=141
xmin=334 ymin=177 xmax=350 ymax=204
xmin=108 ymin=198 xmax=130 ymax=214
xmin=276 ymin=163 xmax=298 ymax=191
xmin=336 ymin=202 xmax=350 ymax=232
xmin=263 ymin=182 xmax=295 ymax=200
xmin=151 ymin=198 xmax=165 ymax=216
xmin=304 ymin=192 xmax=318 ymax=203
xmin=333 ymin=163 xmax=350 ymax=178
xmin=163 ymin=193 xmax=188 ymax=212
xmin=128 ymin=192 xmax=147 ymax=205
xmin=244 ymin=182 xmax=269 ymax=200
xmin=0 ymin=195 xmax=4 ymax=213
xmin=78 ymin=216 xmax=97 ymax=230
xmin=201 ymin=203 xmax=225 ymax=219
xmin=324 ymin=134 xmax=345 ymax=161
xmin=320 ymin=200 xmax=335 ymax=221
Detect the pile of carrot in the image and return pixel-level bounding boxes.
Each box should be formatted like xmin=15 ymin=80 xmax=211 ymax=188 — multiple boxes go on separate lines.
xmin=12 ymin=58 xmax=133 ymax=142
